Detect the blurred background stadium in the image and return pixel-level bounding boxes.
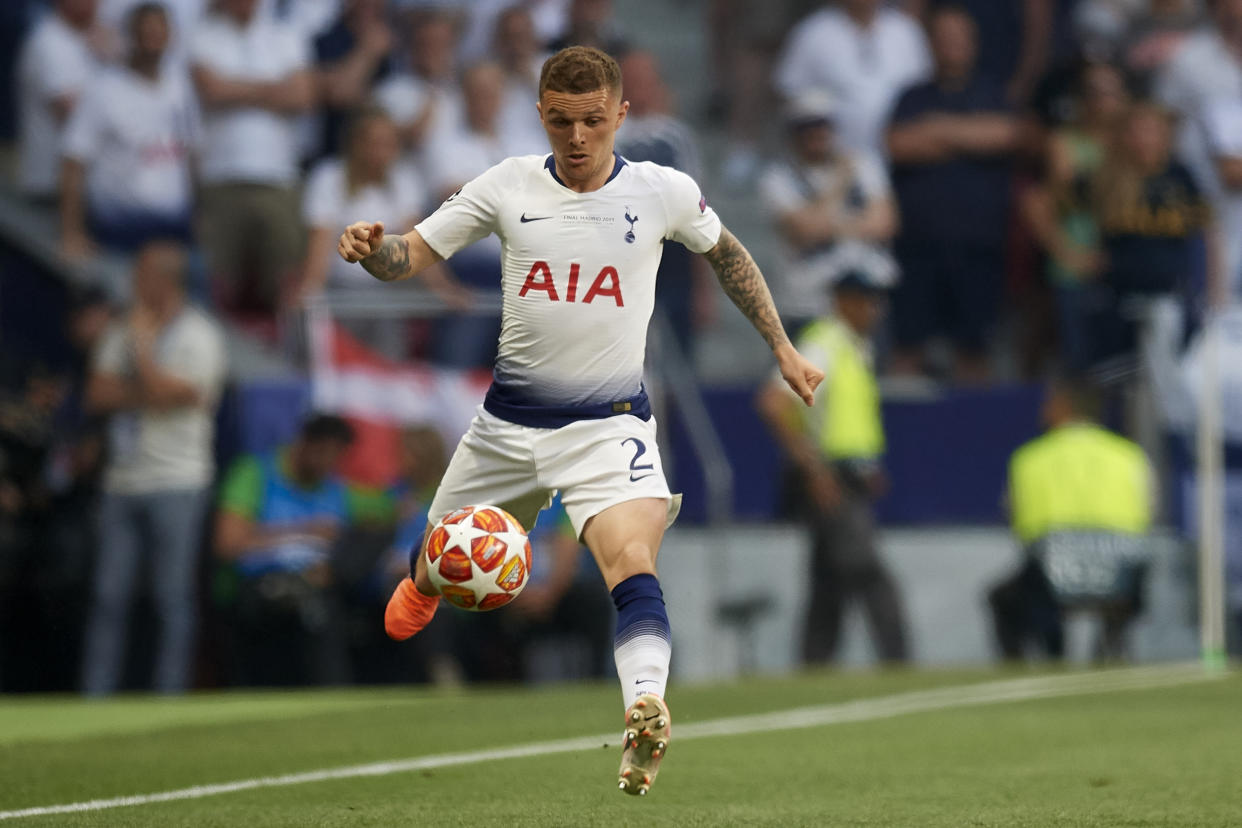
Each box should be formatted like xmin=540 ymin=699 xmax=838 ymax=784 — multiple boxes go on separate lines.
xmin=0 ymin=0 xmax=1239 ymax=704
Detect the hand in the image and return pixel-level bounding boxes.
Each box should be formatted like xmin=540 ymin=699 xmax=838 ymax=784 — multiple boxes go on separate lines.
xmin=338 ymin=221 xmax=384 ymax=263
xmin=774 ymin=342 xmax=824 ymax=407
xmin=514 ymin=585 xmax=558 ymax=621
xmin=1057 ymin=244 xmax=1104 ymax=281
xmin=437 ymin=280 xmax=475 ymax=312
xmin=127 ymin=306 xmax=160 ymax=352
xmin=358 ymin=20 xmax=392 ymax=57
xmin=864 ymin=468 xmax=890 ymax=500
xmin=61 ymin=231 xmax=97 ymax=263
xmin=0 ymin=481 xmax=24 ymax=515
xmin=804 ymin=462 xmax=843 ymax=513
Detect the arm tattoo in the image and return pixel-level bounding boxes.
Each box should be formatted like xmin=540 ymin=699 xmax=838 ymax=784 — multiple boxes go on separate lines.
xmin=702 ymin=227 xmax=790 ymax=351
xmin=361 ymin=236 xmax=412 ymax=282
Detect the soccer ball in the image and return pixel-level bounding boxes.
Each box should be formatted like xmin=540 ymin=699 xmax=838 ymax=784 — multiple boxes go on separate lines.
xmin=424 ymin=505 xmax=532 ymax=611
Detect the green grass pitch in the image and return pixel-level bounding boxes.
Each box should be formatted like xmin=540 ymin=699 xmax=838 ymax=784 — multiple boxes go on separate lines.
xmin=1 ymin=666 xmax=1238 ymax=827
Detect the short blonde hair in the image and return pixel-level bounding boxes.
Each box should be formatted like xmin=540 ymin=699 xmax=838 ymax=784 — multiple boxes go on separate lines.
xmin=539 ymin=46 xmax=622 ymax=97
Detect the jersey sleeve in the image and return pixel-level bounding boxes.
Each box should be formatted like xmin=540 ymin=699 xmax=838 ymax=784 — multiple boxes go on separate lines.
xmin=61 ymin=81 xmax=103 ymax=161
xmin=758 ymin=165 xmax=806 ymax=216
xmin=92 ymin=325 xmax=128 ymax=376
xmin=659 ymin=167 xmax=722 ymax=254
xmin=218 ymin=455 xmax=263 ymax=519
xmin=413 ymin=159 xmax=512 ymax=260
xmin=301 ymin=161 xmax=339 ymax=228
xmin=1205 ymin=100 xmax=1242 ymax=158
xmin=164 ymin=317 xmax=227 ymax=404
xmin=852 ymin=152 xmax=892 ymax=200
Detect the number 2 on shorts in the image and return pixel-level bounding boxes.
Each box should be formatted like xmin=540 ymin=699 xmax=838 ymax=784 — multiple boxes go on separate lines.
xmin=622 ymin=437 xmax=655 ymax=482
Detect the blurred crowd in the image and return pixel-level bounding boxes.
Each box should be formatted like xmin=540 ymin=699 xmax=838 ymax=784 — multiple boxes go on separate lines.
xmin=2 ymin=0 xmax=1240 ymax=692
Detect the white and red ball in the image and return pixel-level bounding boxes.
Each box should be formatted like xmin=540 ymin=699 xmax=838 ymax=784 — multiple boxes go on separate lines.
xmin=424 ymin=505 xmax=531 ymax=611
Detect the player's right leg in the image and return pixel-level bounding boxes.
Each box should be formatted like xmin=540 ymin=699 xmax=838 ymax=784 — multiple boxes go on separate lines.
xmin=385 ymin=524 xmax=441 ymax=641
xmin=385 ymin=409 xmax=545 ymax=641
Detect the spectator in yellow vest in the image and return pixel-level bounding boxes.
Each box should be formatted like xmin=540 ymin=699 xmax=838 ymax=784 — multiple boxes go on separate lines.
xmin=989 ymin=380 xmax=1155 ymax=661
xmin=757 ymin=271 xmax=909 ymax=664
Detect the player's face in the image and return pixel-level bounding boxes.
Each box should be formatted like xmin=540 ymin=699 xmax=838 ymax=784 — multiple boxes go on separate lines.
xmin=538 ymin=87 xmax=629 ymax=190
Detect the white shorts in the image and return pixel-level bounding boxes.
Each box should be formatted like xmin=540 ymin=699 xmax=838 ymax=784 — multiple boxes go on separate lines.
xmin=427 ymin=407 xmax=682 ymax=539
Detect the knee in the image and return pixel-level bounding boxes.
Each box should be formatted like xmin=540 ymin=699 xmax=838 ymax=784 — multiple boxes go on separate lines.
xmin=603 ymin=541 xmax=658 ymax=586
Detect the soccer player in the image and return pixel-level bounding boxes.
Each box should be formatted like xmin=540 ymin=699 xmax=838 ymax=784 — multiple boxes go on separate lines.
xmin=338 ymin=46 xmax=823 ymax=796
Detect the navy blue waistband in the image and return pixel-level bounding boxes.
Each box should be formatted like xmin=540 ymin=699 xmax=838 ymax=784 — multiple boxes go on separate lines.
xmin=483 ymin=382 xmax=651 ymax=429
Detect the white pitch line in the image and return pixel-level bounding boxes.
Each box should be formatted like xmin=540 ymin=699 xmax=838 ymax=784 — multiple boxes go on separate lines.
xmin=0 ymin=663 xmax=1225 ymax=822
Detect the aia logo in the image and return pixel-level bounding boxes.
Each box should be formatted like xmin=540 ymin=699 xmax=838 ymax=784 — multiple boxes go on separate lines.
xmin=518 ymin=261 xmax=623 ymax=306
xmin=624 ymin=208 xmax=638 ymax=244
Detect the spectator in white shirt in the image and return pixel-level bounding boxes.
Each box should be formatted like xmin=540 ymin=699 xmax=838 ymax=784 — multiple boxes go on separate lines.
xmin=422 ymin=62 xmax=530 ymax=368
xmin=493 ymin=4 xmax=550 ymax=155
xmin=458 ymin=0 xmax=568 ymax=63
xmin=81 ymin=241 xmax=227 ymax=695
xmin=16 ymin=0 xmax=109 ymax=201
xmin=295 ymin=107 xmax=466 ymax=356
xmin=759 ymin=92 xmax=899 ymax=330
xmin=191 ymin=0 xmax=315 ymax=311
xmin=98 ymin=0 xmax=206 ymax=70
xmin=1204 ymin=98 xmax=1242 ymax=298
xmin=1155 ymin=0 xmax=1242 ymax=198
xmin=373 ymin=10 xmax=462 ymax=166
xmin=61 ymin=3 xmax=199 ymax=261
xmin=424 ymin=62 xmax=544 ymax=201
xmin=774 ymin=0 xmax=931 ymax=156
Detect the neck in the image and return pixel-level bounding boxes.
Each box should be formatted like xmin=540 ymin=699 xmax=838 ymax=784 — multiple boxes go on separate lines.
xmin=151 ymin=295 xmax=184 ymax=324
xmin=348 ymin=159 xmax=384 ymax=187
xmin=129 ymin=55 xmax=161 ymax=80
xmin=937 ymin=69 xmax=970 ymax=89
xmin=556 ymin=154 xmax=616 ymax=193
xmin=846 ymin=7 xmax=876 ymax=27
xmin=58 ymin=11 xmax=91 ymax=31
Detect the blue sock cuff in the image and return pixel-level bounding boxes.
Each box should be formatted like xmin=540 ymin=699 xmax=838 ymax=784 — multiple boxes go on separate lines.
xmin=612 ymin=573 xmax=670 ymax=644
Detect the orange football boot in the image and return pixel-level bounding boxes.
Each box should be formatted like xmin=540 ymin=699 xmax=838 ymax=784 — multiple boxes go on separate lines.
xmin=384 ymin=577 xmax=440 ymax=640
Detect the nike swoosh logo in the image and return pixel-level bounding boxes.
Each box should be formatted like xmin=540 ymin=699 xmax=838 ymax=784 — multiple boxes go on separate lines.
xmin=630 ymin=474 xmax=656 ymax=483
xmin=520 ymin=213 xmax=553 ymax=223
xmin=635 ymin=679 xmax=657 ymax=685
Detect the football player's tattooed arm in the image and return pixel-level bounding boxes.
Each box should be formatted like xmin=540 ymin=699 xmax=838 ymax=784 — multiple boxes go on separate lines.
xmin=339 ymin=221 xmax=472 ymax=307
xmin=703 ymin=227 xmax=788 ymax=351
xmin=703 ymin=226 xmax=824 ymax=406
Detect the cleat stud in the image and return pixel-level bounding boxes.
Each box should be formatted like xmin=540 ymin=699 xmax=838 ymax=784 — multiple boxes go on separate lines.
xmin=651 ymin=749 xmax=661 ymax=758
xmin=640 ymin=729 xmax=651 ymax=737
xmin=619 ymin=781 xmax=628 ymax=790
xmin=656 ymin=741 xmax=666 ymax=751
xmin=635 ymin=700 xmax=647 ymax=709
xmin=644 ymin=774 xmax=651 ymax=784
xmin=629 ymin=711 xmax=642 ymax=722
xmin=656 ymin=718 xmax=666 ymax=729
xmin=638 ymin=787 xmax=648 ymax=796
xmin=622 ymin=769 xmax=632 ymax=778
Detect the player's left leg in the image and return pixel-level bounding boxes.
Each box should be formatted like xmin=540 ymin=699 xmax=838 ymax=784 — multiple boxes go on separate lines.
xmin=545 ymin=413 xmax=680 ymax=794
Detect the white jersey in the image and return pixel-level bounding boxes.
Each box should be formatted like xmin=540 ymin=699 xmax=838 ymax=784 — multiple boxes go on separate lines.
xmin=415 ymin=154 xmax=721 ymax=417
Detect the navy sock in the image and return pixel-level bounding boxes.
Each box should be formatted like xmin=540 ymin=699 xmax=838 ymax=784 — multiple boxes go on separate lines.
xmin=611 ymin=573 xmax=671 ymax=703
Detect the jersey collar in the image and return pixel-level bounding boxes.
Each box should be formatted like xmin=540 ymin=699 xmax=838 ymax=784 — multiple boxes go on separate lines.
xmin=543 ymin=153 xmax=627 ymax=190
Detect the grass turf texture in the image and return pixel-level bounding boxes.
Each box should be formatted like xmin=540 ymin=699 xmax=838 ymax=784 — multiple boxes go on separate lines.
xmin=1 ymin=668 xmax=1237 ymax=827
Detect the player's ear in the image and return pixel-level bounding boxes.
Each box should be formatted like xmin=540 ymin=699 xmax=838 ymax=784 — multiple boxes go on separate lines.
xmin=615 ymin=98 xmax=629 ymax=128
xmin=536 ymin=99 xmax=545 ymax=124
